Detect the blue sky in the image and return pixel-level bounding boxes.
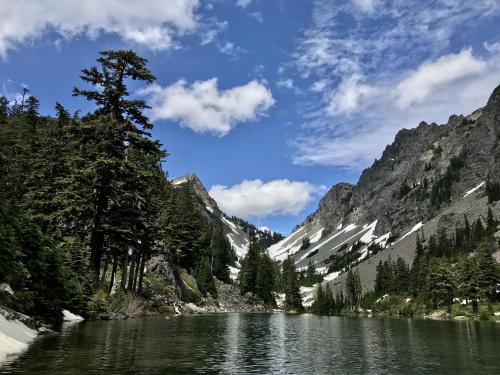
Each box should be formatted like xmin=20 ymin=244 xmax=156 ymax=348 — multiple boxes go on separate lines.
xmin=1 ymin=0 xmax=500 ymax=234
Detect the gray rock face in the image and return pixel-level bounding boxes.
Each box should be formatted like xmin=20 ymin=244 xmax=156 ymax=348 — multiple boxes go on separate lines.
xmin=306 ymin=84 xmax=500 ymax=238
xmin=270 ymin=83 xmax=500 ymax=294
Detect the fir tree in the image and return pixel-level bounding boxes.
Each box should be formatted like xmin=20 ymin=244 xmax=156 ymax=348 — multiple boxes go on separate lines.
xmin=455 ymin=256 xmax=481 ymax=313
xmin=282 ymin=257 xmax=303 ymax=311
xmin=426 ymin=258 xmax=454 ymax=313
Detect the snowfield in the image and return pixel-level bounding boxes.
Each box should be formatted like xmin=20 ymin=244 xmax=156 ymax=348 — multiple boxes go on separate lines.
xmin=0 ymin=310 xmax=37 ymax=365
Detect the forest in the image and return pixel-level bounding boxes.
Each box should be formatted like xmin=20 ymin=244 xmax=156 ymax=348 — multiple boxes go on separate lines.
xmin=311 ymin=208 xmax=500 ymax=318
xmin=0 ymin=50 xmax=299 ymax=324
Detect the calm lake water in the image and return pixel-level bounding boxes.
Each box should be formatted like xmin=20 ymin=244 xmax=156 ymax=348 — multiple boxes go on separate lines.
xmin=1 ymin=313 xmax=500 ymax=374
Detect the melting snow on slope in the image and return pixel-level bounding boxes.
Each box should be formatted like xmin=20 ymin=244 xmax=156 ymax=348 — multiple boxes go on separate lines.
xmin=463 ymin=181 xmax=485 ymax=198
xmin=267 ymin=226 xmax=306 ymax=260
xmin=205 ymin=206 xmax=214 ymax=214
xmin=221 ymin=216 xmax=239 ymax=234
xmin=324 ymin=271 xmax=341 ymax=281
xmin=359 ymin=220 xmax=378 ymax=243
xmin=297 ymin=224 xmax=361 ymax=264
xmin=316 ymin=267 xmax=328 ymax=275
xmin=373 ymin=232 xmax=391 ymax=247
xmin=398 ymin=222 xmax=423 ymax=242
xmin=300 ymin=286 xmax=316 ymax=307
xmin=0 ymin=312 xmax=37 ymax=365
xmin=229 ymin=266 xmax=240 ymax=281
xmin=309 ymin=228 xmax=324 ymax=244
xmin=226 ymin=234 xmax=249 ymax=262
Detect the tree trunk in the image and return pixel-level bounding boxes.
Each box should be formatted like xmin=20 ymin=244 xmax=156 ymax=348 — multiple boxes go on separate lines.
xmin=137 ymin=252 xmax=148 ymax=293
xmin=109 ymin=257 xmax=118 ymax=294
xmin=133 ymin=255 xmax=141 ymax=292
xmin=100 ymin=256 xmax=110 ymax=289
xmin=89 ymin=172 xmax=111 ymax=289
xmin=472 ymin=299 xmax=479 ymax=314
xmin=121 ymin=250 xmax=129 ymax=290
xmin=127 ymin=251 xmax=137 ymax=291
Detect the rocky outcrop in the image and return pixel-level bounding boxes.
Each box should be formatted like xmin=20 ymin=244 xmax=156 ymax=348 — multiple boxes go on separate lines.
xmin=269 ymin=83 xmax=500 ymax=294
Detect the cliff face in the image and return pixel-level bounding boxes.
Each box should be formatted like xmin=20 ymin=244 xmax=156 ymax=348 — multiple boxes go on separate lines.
xmin=269 ymin=84 xmax=500 ymax=299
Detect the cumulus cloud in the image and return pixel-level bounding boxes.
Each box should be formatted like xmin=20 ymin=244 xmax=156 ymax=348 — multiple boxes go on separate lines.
xmin=140 ymin=78 xmax=275 ymax=136
xmin=209 ymin=179 xmax=322 ymax=218
xmin=289 ymin=0 xmax=500 ymax=169
xmin=396 ymin=49 xmax=487 ymax=108
xmin=0 ymin=0 xmax=201 ymax=57
xmin=292 ymin=48 xmax=500 ymax=168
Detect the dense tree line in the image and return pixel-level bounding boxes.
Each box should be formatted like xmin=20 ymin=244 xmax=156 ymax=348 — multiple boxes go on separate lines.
xmin=0 ymin=50 xmax=237 ymax=322
xmin=374 ymin=212 xmax=499 ymax=314
xmin=238 ymin=235 xmax=303 ymax=311
xmin=311 ymin=209 xmax=499 ymax=317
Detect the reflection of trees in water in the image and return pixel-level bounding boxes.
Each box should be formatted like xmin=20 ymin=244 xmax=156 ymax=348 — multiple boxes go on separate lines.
xmin=3 ymin=314 xmax=500 ymax=374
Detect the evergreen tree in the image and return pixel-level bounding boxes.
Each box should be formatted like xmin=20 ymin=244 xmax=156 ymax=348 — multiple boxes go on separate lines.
xmin=239 ymin=233 xmax=261 ymax=295
xmin=210 ymin=218 xmax=233 ymax=283
xmin=282 ymin=257 xmax=303 ymax=311
xmin=486 ymin=206 xmax=497 ymax=234
xmin=71 ymin=50 xmax=159 ymax=288
xmin=426 ymin=258 xmax=454 ymax=313
xmin=455 ymin=255 xmax=481 ymax=313
xmin=256 ymin=253 xmax=276 ymax=305
xmin=476 ymin=241 xmax=500 ymax=302
xmin=346 ymin=269 xmax=362 ymax=310
xmin=195 ymin=256 xmax=217 ymax=297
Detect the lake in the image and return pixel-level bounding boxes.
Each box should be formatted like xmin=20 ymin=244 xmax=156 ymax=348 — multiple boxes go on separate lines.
xmin=1 ymin=313 xmax=499 ymax=374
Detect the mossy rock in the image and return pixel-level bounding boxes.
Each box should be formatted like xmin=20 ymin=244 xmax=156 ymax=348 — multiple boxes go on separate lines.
xmin=177 ymin=268 xmax=202 ymax=302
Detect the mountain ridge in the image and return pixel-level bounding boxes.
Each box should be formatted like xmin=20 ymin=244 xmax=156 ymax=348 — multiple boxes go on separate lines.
xmin=268 ymin=83 xmax=500 ymax=303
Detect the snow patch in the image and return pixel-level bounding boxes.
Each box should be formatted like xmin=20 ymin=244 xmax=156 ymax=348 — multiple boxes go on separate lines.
xmin=275 ymin=293 xmax=285 ymax=309
xmin=62 ymin=310 xmax=84 ymax=322
xmin=309 ymin=228 xmax=324 ymax=244
xmin=463 ymin=181 xmax=485 ymax=198
xmin=0 ymin=283 xmax=14 ymax=296
xmin=373 ymin=232 xmax=391 ymax=247
xmin=226 ymin=234 xmax=249 ymax=261
xmin=300 ymin=286 xmax=316 ymax=307
xmin=398 ymin=222 xmax=423 ymax=242
xmin=359 ymin=220 xmax=378 ymax=244
xmin=205 ymin=206 xmax=213 ymax=214
xmin=229 ymin=266 xmax=240 ymax=281
xmin=0 ymin=312 xmax=37 ymax=365
xmin=316 ymin=267 xmax=328 ymax=275
xmin=221 ymin=216 xmax=239 ymax=235
xmin=324 ymin=271 xmax=341 ymax=281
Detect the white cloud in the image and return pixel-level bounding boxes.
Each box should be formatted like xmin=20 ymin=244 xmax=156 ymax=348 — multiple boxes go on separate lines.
xmin=289 ymin=0 xmax=500 ymax=169
xmin=250 ymin=12 xmax=264 ymax=23
xmin=276 ymin=78 xmax=295 ymax=89
xmin=140 ymin=78 xmax=275 ymax=136
xmin=0 ymin=0 xmax=201 ymax=57
xmin=396 ymin=49 xmax=487 ymax=108
xmin=218 ymin=41 xmax=246 ymax=58
xmin=326 ymin=74 xmax=373 ymax=115
xmin=209 ymin=179 xmax=321 ymax=218
xmin=292 ymin=48 xmax=500 ymax=168
xmin=236 ymin=0 xmax=253 ymax=9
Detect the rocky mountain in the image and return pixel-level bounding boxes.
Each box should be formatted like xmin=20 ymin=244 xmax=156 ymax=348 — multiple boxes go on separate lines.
xmin=171 ymin=173 xmax=281 ymax=279
xmin=269 ymin=83 xmax=500 ymax=305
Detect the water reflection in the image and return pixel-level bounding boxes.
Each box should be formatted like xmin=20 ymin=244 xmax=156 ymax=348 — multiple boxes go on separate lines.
xmin=1 ymin=314 xmax=500 ymax=374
